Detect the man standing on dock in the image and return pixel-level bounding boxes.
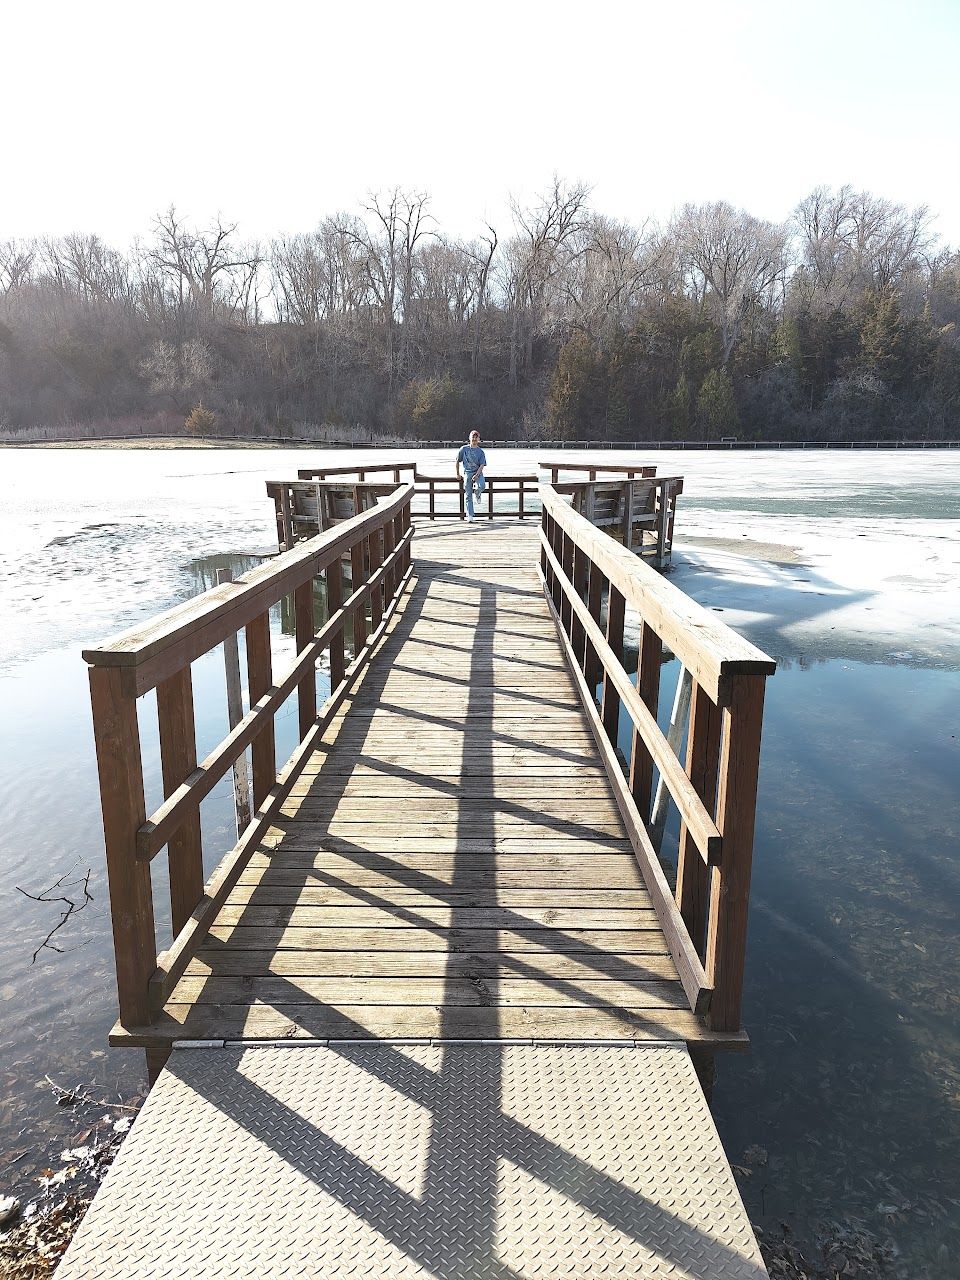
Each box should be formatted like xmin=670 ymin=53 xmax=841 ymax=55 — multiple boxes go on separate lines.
xmin=456 ymin=430 xmax=487 ymax=521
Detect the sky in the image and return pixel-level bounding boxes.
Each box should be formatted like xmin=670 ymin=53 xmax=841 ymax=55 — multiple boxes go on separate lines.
xmin=3 ymin=0 xmax=959 ymax=249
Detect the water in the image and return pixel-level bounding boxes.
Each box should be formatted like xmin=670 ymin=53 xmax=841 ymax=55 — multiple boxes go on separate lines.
xmin=0 ymin=446 xmax=957 ymax=1274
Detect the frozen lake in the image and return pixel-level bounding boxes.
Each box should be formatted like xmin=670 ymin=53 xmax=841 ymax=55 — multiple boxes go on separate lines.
xmin=0 ymin=446 xmax=957 ymax=1273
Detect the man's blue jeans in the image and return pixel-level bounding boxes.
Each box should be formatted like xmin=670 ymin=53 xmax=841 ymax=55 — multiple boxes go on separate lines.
xmin=464 ymin=470 xmax=479 ymax=518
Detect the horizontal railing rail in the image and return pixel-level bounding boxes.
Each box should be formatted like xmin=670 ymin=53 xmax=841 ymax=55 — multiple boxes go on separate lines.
xmin=552 ymin=475 xmax=684 ymax=568
xmin=297 ymin=462 xmax=417 ymax=482
xmin=84 ymin=484 xmax=415 ymax=1033
xmin=411 ymin=471 xmax=539 ymax=520
xmin=271 ymin=465 xmax=541 ymax=535
xmin=538 ymin=483 xmax=775 ymax=1033
xmin=540 ymin=459 xmax=657 ymax=483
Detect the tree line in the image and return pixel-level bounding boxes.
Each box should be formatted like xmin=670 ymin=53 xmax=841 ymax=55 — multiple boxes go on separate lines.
xmin=1 ymin=180 xmax=958 ymax=440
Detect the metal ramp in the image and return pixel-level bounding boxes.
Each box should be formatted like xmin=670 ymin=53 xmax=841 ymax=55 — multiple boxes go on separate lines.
xmin=55 ymin=1043 xmax=766 ymax=1279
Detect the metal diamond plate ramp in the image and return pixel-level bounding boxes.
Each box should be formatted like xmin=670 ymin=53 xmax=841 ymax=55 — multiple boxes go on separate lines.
xmin=54 ymin=1044 xmax=767 ymax=1279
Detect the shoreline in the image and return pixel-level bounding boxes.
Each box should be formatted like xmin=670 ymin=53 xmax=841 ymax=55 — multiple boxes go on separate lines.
xmin=2 ymin=436 xmax=959 ymax=452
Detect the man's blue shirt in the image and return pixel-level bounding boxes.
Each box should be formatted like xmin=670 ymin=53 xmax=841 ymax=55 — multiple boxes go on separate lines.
xmin=456 ymin=445 xmax=486 ymax=472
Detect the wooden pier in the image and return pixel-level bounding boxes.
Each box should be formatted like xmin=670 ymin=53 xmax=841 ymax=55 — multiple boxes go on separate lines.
xmin=269 ymin=455 xmax=683 ymax=567
xmin=66 ymin=469 xmax=776 ymax=1279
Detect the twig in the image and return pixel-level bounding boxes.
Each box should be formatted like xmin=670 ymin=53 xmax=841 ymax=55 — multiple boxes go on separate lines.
xmin=42 ymin=1076 xmax=138 ymax=1111
xmin=16 ymin=865 xmax=94 ymax=963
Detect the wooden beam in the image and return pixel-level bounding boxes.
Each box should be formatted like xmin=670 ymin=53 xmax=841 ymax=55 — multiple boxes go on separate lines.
xmin=676 ymin=680 xmax=721 ymax=954
xmin=706 ymin=674 xmax=767 ymax=1032
xmin=541 ymin=531 xmax=721 ymax=863
xmin=88 ymin=666 xmax=156 ymax=1028
xmin=538 ymin=570 xmax=712 ymax=1016
xmin=245 ymin=611 xmax=275 ymax=811
xmin=156 ymin=667 xmax=203 ymax=936
xmin=539 ymin=484 xmax=775 ymax=705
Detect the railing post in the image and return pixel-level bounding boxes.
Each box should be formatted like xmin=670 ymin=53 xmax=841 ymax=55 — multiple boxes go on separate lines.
xmin=628 ymin=622 xmax=662 ymax=822
xmin=383 ymin=516 xmax=397 ymax=600
xmin=245 ymin=611 xmax=275 ymax=810
xmin=706 ymin=674 xmax=767 ymax=1031
xmin=369 ymin=528 xmax=384 ymax=629
xmin=571 ymin=544 xmax=589 ymax=665
xmin=280 ymin=486 xmax=294 ymax=551
xmin=549 ymin=517 xmax=563 ymax=612
xmin=350 ymin=536 xmax=368 ymax=654
xmin=88 ymin=665 xmax=156 ymax=1028
xmin=601 ymin=585 xmax=625 ymax=745
xmin=402 ymin=498 xmax=412 ymax=571
xmin=585 ymin=563 xmax=603 ymax=691
xmin=676 ymin=681 xmax=721 ymax=954
xmin=217 ymin=569 xmax=252 ymax=836
xmin=559 ymin=530 xmax=575 ymax=637
xmin=326 ymin=555 xmax=345 ymax=691
xmin=156 ymin=666 xmax=203 ymax=936
xmin=294 ymin=578 xmax=316 ymax=737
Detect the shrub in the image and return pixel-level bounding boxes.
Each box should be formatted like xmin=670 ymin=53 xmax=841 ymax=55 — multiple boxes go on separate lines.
xmin=185 ymin=402 xmax=216 ymax=436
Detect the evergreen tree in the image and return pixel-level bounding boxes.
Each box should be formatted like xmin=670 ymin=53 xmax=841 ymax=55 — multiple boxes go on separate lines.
xmin=696 ymin=368 xmax=739 ymax=438
xmin=547 ymin=333 xmax=606 ymax=439
xmin=667 ymin=373 xmax=693 ymax=438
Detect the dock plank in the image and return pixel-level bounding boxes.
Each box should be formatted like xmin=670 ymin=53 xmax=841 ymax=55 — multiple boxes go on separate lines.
xmin=155 ymin=521 xmax=721 ymax=1049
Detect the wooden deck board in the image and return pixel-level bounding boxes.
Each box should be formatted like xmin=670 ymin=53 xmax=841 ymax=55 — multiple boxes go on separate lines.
xmin=146 ymin=520 xmax=731 ymax=1050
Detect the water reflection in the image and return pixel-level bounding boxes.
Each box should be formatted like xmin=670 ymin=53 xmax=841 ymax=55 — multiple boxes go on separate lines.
xmin=612 ymin=654 xmax=960 ymax=1271
xmin=0 ymin=449 xmax=957 ymax=1274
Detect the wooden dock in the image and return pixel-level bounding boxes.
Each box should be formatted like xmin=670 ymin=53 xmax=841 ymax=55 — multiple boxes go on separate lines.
xmin=70 ymin=474 xmax=776 ymax=1278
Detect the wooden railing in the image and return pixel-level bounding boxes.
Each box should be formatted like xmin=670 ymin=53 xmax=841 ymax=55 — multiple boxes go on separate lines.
xmin=554 ymin=475 xmax=684 ymax=569
xmin=540 ymin=459 xmax=657 ymax=483
xmin=538 ymin=484 xmax=775 ymax=1033
xmin=83 ymin=484 xmax=414 ymax=1033
xmin=277 ymin=464 xmax=540 ymax=538
xmin=268 ymin=479 xmax=398 ymax=550
xmin=408 ymin=472 xmax=538 ymax=520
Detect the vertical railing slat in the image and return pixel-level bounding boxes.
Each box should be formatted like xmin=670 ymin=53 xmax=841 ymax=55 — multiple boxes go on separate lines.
xmin=369 ymin=529 xmax=384 ymax=629
xmin=294 ymin=578 xmax=316 ymax=738
xmin=156 ymin=666 xmax=203 ymax=937
xmin=628 ymin=622 xmax=662 ymax=823
xmin=88 ymin=666 xmax=156 ymax=1028
xmin=706 ymin=674 xmax=767 ymax=1031
xmin=601 ymin=585 xmax=625 ymax=745
xmin=585 ymin=563 xmax=604 ymax=692
xmin=351 ymin=539 xmax=368 ymax=653
xmin=327 ymin=555 xmax=346 ymax=690
xmin=245 ymin=611 xmax=275 ymax=810
xmin=676 ymin=681 xmax=721 ymax=955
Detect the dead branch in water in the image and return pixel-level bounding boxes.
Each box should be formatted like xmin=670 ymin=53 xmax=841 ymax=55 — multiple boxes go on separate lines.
xmin=16 ymin=865 xmax=94 ymax=963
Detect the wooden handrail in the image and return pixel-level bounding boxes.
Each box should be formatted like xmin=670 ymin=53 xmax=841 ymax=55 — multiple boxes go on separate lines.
xmin=540 ymin=459 xmax=658 ymax=482
xmin=84 ymin=486 xmax=413 ymax=695
xmin=297 ymin=462 xmax=417 ymax=480
xmin=540 ymin=534 xmax=721 ymax=863
xmin=539 ymin=483 xmax=774 ymax=1033
xmin=540 ymin=485 xmax=772 ymax=705
xmin=86 ymin=485 xmax=415 ymax=1031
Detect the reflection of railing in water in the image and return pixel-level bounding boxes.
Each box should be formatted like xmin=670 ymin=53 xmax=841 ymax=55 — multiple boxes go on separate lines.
xmin=539 ymin=483 xmax=776 ymax=1032
xmin=82 ymin=485 xmax=414 ymax=1070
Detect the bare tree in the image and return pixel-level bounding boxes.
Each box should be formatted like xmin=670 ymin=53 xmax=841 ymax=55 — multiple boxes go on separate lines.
xmin=558 ymin=214 xmax=667 ymax=339
xmin=793 ymin=185 xmax=935 ymax=309
xmin=339 ymin=189 xmax=434 ymax=389
xmin=672 ymin=202 xmax=788 ymax=364
xmin=0 ymin=239 xmax=37 ymax=294
xmin=149 ymin=206 xmax=262 ymax=325
xmin=503 ymin=177 xmax=592 ymax=384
